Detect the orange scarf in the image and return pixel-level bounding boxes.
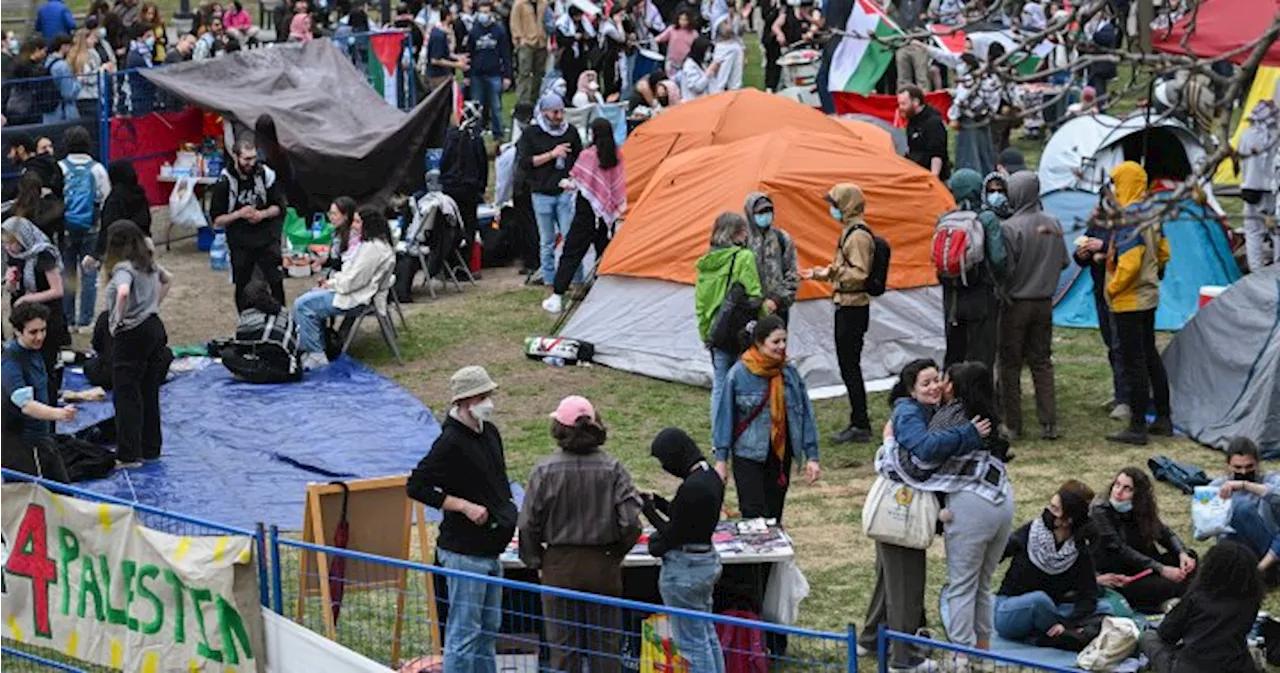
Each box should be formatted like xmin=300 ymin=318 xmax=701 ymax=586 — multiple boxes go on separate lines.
xmin=740 ymin=346 xmax=788 ymax=479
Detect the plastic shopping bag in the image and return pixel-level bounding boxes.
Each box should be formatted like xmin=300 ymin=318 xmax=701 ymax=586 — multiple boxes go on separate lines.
xmin=1191 ymin=485 xmax=1234 ymax=540
xmin=168 ymin=177 xmax=207 ymax=229
xmin=640 ymin=614 xmax=689 ymax=673
xmin=762 ymin=558 xmax=809 ymax=625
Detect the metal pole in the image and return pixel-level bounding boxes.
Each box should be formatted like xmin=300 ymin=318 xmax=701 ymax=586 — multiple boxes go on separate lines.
xmin=847 ymin=623 xmax=859 ymax=673
xmin=255 ymin=522 xmax=270 ymax=607
xmin=98 ymin=70 xmax=111 ymax=162
xmin=269 ymin=525 xmax=284 ymax=615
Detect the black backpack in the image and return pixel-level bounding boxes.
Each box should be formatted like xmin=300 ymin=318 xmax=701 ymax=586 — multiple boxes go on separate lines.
xmin=706 ymin=250 xmax=761 ymax=354
xmin=839 ymin=224 xmax=891 ymax=297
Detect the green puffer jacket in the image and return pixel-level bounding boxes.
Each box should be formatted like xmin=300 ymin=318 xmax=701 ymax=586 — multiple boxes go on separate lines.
xmin=694 ymin=246 xmax=763 ymax=342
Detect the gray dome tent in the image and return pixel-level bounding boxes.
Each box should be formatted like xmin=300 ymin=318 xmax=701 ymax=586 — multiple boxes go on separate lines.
xmin=1164 ymin=268 xmax=1280 ymax=457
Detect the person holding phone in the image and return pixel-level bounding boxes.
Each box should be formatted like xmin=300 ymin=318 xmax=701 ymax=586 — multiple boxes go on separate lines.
xmin=1091 ymin=467 xmax=1196 ymax=613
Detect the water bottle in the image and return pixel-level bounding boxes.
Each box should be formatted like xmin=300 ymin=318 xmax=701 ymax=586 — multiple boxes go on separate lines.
xmin=543 ymin=356 xmax=567 ymax=367
xmin=311 ymin=215 xmax=323 ymax=241
xmin=209 ymin=231 xmax=229 ymax=271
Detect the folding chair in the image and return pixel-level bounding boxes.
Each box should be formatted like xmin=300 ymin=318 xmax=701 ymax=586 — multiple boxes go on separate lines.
xmin=338 ymin=270 xmax=403 ymax=363
xmin=406 ymin=192 xmax=478 ymax=299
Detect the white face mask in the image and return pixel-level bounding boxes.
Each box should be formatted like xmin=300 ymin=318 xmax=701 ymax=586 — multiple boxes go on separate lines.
xmin=470 ymin=398 xmax=495 ymax=423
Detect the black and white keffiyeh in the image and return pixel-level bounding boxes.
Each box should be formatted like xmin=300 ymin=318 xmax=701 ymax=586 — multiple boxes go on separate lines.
xmin=1027 ymin=515 xmax=1078 ymax=575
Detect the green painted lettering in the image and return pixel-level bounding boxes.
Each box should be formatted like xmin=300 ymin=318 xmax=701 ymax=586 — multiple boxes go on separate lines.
xmin=76 ymin=556 xmax=104 ymax=621
xmin=190 ymin=587 xmax=222 ymax=663
xmin=97 ymin=555 xmax=128 ymax=625
xmin=162 ymin=569 xmax=186 ymax=644
xmin=57 ymin=527 xmax=79 ymax=616
xmin=135 ymin=565 xmax=164 ymax=636
xmin=215 ymin=596 xmax=253 ymax=665
xmin=120 ymin=560 xmax=138 ymax=630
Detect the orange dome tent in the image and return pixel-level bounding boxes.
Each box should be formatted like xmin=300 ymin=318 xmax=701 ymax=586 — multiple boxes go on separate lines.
xmin=564 ymin=127 xmax=955 ymax=393
xmin=622 ymin=88 xmax=886 ymax=207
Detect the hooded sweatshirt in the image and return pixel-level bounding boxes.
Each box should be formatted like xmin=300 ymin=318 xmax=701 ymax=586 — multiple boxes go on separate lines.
xmin=1105 ymin=161 xmax=1170 ymax=314
xmin=948 ymin=168 xmax=1007 ymax=284
xmin=812 ymin=183 xmax=874 ymax=307
xmin=642 ymin=428 xmax=725 ymax=557
xmin=694 ymin=245 xmax=763 ymax=342
xmin=744 ymin=192 xmax=800 ymax=310
xmin=1001 ymin=172 xmax=1069 ymax=300
xmin=1238 ymin=100 xmax=1278 ymax=193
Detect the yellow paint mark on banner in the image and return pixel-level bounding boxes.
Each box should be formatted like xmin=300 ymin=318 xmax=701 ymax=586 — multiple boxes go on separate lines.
xmin=238 ymin=546 xmax=251 ymax=564
xmin=141 ymin=651 xmax=160 ymax=673
xmin=212 ymin=536 xmax=228 ymax=562
xmin=51 ymin=493 xmax=65 ymax=516
xmin=110 ymin=639 xmax=124 ymax=668
xmin=174 ymin=537 xmax=192 ymax=562
xmin=64 ymin=629 xmax=78 ymax=657
xmin=98 ymin=503 xmax=112 ymax=531
xmin=189 ymin=659 xmax=201 ymax=673
xmin=7 ymin=615 xmax=24 ymax=642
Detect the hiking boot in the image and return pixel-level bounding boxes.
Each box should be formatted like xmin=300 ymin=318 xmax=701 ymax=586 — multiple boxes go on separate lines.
xmin=1109 ymin=403 xmax=1131 ymax=421
xmin=1148 ymin=417 xmax=1175 ymax=437
xmin=832 ymin=426 xmax=873 ymax=444
xmin=1041 ymin=424 xmax=1061 ymax=440
xmin=1107 ymin=428 xmax=1149 ymax=446
xmin=541 ymin=294 xmax=563 ymax=314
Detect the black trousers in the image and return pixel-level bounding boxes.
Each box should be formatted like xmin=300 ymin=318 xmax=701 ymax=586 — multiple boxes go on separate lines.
xmin=112 ymin=315 xmax=169 ymax=463
xmin=764 ymin=38 xmax=783 ymax=91
xmin=1111 ymin=549 xmax=1192 ymax=613
xmin=1 ymin=433 xmax=70 ymax=483
xmin=552 ymin=195 xmax=611 ymax=295
xmin=229 ymin=241 xmax=284 ymax=312
xmin=446 ymin=188 xmax=481 ymax=271
xmin=835 ymin=304 xmax=871 ymax=430
xmin=1091 ymin=280 xmax=1129 ymax=405
xmin=733 ymin=451 xmax=792 ymax=523
xmin=943 ymin=284 xmax=999 ymax=371
xmin=1115 ymin=308 xmax=1170 ymax=431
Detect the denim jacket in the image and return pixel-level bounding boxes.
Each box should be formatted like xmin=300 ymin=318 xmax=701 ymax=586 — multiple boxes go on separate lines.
xmin=891 ymin=397 xmax=980 ymax=464
xmin=712 ymin=361 xmax=819 ymax=464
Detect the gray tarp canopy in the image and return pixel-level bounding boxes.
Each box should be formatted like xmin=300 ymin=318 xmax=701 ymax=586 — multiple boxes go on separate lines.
xmin=142 ymin=39 xmax=451 ymax=209
xmin=1164 ymin=267 xmax=1280 ymax=457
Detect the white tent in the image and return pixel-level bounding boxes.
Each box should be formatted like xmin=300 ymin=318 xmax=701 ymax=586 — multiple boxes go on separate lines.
xmin=1038 ymin=113 xmax=1214 ymax=197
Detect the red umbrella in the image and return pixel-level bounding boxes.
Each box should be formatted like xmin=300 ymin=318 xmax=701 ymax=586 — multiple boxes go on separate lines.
xmin=328 ymin=481 xmax=351 ymax=624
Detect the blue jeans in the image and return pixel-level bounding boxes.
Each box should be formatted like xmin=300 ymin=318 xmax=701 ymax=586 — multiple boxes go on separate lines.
xmin=292 ymin=289 xmax=360 ymax=353
xmin=1226 ymin=496 xmax=1280 ymax=560
xmin=659 ymin=550 xmax=725 ymax=673
xmin=438 ymin=548 xmax=503 ymax=673
xmin=470 ymin=74 xmax=504 ymax=136
xmin=532 ymin=191 xmax=577 ymax=285
xmin=709 ymin=348 xmax=737 ymax=437
xmin=993 ymin=592 xmax=1112 ymax=641
xmin=61 ymin=230 xmax=98 ymax=327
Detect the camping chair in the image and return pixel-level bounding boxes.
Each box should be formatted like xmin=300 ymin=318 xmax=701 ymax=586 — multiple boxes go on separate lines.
xmin=405 ymin=192 xmax=477 ymax=299
xmin=338 ymin=267 xmax=403 ymax=363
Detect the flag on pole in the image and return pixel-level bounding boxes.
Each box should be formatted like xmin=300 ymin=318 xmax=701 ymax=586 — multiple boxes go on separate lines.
xmin=367 ymin=33 xmax=403 ymax=108
xmin=827 ymin=0 xmax=902 ymax=94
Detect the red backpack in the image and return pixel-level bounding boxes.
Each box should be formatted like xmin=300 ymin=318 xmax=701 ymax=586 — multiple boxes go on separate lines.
xmin=715 ymin=610 xmax=769 ymax=673
xmin=931 ymin=210 xmax=987 ymax=285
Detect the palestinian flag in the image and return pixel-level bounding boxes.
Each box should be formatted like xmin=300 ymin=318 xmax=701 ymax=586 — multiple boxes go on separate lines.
xmin=367 ymin=33 xmax=403 ymax=108
xmin=828 ymin=0 xmax=902 ymax=94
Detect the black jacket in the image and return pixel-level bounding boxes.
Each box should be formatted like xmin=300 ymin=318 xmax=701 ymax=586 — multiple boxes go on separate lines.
xmin=93 ymin=185 xmax=152 ymax=260
xmin=997 ymin=522 xmax=1098 ymax=622
xmin=407 ymin=415 xmax=517 ymax=557
xmin=1089 ymin=501 xmax=1187 ymax=575
xmin=441 ymin=125 xmax=489 ymax=196
xmin=641 ymin=428 xmax=725 ymax=557
xmin=1155 ymin=590 xmax=1260 ymax=673
xmin=517 ymin=124 xmax=583 ymax=195
xmin=906 ymin=104 xmax=950 ymax=182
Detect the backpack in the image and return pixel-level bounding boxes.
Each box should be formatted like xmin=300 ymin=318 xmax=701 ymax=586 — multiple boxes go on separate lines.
xmin=839 ymin=225 xmax=891 ymax=297
xmin=715 ymin=609 xmax=769 ymax=673
xmin=59 ymin=159 xmax=98 ymax=231
xmin=931 ymin=210 xmax=986 ymax=285
xmin=707 ymin=250 xmax=761 ymax=354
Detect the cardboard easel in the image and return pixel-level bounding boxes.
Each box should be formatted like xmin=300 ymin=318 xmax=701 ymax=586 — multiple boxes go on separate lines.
xmin=297 ymin=476 xmax=441 ymax=664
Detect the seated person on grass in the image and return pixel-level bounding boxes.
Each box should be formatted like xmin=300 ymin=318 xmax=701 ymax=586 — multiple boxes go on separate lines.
xmin=1210 ymin=437 xmax=1280 ymax=576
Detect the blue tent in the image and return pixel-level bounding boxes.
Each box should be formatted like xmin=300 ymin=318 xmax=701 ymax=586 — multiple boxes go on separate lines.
xmin=1042 ymin=189 xmax=1241 ymax=331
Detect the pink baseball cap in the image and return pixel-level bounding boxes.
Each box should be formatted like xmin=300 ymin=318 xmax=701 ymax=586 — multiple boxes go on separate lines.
xmin=549 ymin=395 xmax=598 ymax=427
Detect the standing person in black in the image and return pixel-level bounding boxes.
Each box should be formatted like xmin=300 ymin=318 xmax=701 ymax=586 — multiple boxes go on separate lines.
xmin=641 ymin=427 xmax=727 ymax=673
xmin=442 ymin=104 xmax=489 ymax=274
xmin=1139 ymin=541 xmax=1263 ymax=673
xmin=407 ymin=365 xmax=517 ymax=672
xmin=210 ymin=137 xmax=286 ymax=312
xmin=760 ymin=0 xmax=782 ymax=90
xmin=87 ymin=161 xmax=152 ymax=266
xmin=899 ymin=84 xmax=950 ymax=182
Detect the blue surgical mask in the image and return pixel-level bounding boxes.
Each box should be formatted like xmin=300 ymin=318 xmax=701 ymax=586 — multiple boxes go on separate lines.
xmin=97 ymin=27 xmax=107 ymax=40
xmin=753 ymin=212 xmax=773 ymax=229
xmin=986 ymin=191 xmax=1008 ymax=209
xmin=829 ymin=205 xmax=843 ymax=222
xmin=7 ymin=38 xmax=19 ymax=53
xmin=1109 ymin=497 xmax=1133 ymax=514
xmin=478 ymin=11 xmax=493 ymax=24
xmin=144 ymin=36 xmax=156 ymax=48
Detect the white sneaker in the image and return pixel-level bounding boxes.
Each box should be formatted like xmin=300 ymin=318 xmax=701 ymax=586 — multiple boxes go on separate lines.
xmin=541 ymin=294 xmax=563 ymax=314
xmin=856 ymin=644 xmax=870 ymax=657
xmin=890 ymin=658 xmax=940 ymax=673
xmin=1110 ymin=403 xmax=1131 ymax=421
xmin=301 ymin=352 xmax=329 ymax=370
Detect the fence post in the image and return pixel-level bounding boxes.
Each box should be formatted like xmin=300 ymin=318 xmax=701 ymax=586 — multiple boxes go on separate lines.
xmin=98 ymin=69 xmax=110 ymax=162
xmin=256 ymin=522 xmax=270 ymax=607
xmin=269 ymin=525 xmax=284 ymax=615
xmin=876 ymin=625 xmax=889 ymax=673
xmin=847 ymin=623 xmax=859 ymax=673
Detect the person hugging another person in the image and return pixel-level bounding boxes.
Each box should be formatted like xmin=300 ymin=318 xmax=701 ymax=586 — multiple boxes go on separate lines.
xmin=291 ymin=205 xmax=395 ymax=368
xmin=1091 ymin=467 xmax=1196 ymax=613
xmin=103 ymin=220 xmax=171 ymax=469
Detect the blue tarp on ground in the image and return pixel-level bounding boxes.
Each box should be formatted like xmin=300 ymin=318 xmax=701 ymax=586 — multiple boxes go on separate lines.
xmin=1044 ymin=189 xmax=1241 ymax=331
xmin=67 ymin=356 xmax=440 ymax=531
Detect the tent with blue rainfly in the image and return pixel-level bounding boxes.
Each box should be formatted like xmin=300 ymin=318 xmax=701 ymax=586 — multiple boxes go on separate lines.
xmin=1038 ymin=112 xmax=1240 ymax=330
